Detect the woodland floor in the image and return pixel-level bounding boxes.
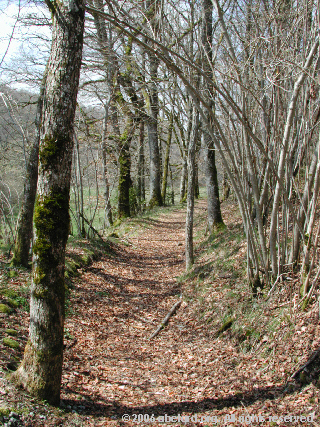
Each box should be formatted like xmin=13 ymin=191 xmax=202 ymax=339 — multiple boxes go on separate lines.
xmin=1 ymin=198 xmax=320 ymax=426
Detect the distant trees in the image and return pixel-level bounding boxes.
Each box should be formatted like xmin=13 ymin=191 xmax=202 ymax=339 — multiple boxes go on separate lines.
xmin=1 ymin=0 xmax=319 ymax=298
xmin=13 ymin=0 xmax=85 ymax=405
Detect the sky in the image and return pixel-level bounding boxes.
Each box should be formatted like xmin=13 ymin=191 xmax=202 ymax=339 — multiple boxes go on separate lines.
xmin=0 ymin=0 xmax=51 ymax=90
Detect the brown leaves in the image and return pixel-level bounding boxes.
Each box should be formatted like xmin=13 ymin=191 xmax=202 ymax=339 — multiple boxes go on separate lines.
xmin=1 ymin=201 xmax=320 ymax=425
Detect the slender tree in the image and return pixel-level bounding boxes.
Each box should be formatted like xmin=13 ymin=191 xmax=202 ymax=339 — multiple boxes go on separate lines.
xmin=146 ymin=0 xmax=163 ymax=207
xmin=185 ymin=106 xmax=200 ymax=270
xmin=161 ymin=111 xmax=174 ymax=204
xmin=201 ymin=0 xmax=223 ymax=232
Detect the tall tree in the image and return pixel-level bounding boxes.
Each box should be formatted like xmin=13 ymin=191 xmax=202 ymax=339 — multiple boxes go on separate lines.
xmin=13 ymin=0 xmax=85 ymax=405
xmin=185 ymin=106 xmax=200 ymax=270
xmin=146 ymin=0 xmax=163 ymax=207
xmin=201 ymin=0 xmax=223 ymax=232
xmin=161 ymin=111 xmax=173 ymax=204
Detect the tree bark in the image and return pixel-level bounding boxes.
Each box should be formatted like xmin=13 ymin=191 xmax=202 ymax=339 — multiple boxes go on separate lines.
xmin=180 ymin=159 xmax=187 ymax=203
xmin=101 ymin=105 xmax=113 ymax=227
xmin=11 ymin=70 xmax=47 ymax=268
xmin=13 ymin=0 xmax=85 ymax=405
xmin=185 ymin=108 xmax=199 ymax=270
xmin=269 ymin=37 xmax=319 ymax=276
xmin=161 ymin=112 xmax=173 ymax=205
xmin=118 ymin=121 xmax=133 ymax=219
xmin=146 ymin=0 xmax=162 ymax=208
xmin=201 ymin=0 xmax=223 ymax=232
xmin=137 ymin=120 xmax=145 ymax=206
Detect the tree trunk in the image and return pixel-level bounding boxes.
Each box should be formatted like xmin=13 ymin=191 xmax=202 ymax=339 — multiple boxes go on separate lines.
xmin=201 ymin=0 xmax=223 ymax=232
xmin=180 ymin=159 xmax=187 ymax=203
xmin=147 ymin=52 xmax=162 ymax=207
xmin=290 ymin=132 xmax=320 ymax=265
xmin=186 ymin=108 xmax=199 ymax=270
xmin=13 ymin=0 xmax=85 ymax=406
xmin=137 ymin=120 xmax=145 ymax=206
xmin=146 ymin=0 xmax=162 ymax=208
xmin=269 ymin=38 xmax=319 ymax=276
xmin=101 ymin=105 xmax=113 ymax=227
xmin=161 ymin=112 xmax=173 ymax=205
xmin=11 ymin=70 xmax=47 ymax=268
xmin=74 ymin=132 xmax=85 ymax=236
xmin=118 ymin=123 xmax=132 ymax=219
xmin=204 ymin=138 xmax=223 ymax=230
xmin=194 ymin=161 xmax=200 ymax=199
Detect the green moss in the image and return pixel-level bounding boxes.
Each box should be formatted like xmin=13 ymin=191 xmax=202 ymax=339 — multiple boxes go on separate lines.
xmin=6 ymin=298 xmax=20 ymax=308
xmin=115 ymin=90 xmax=125 ymax=105
xmin=30 ymin=188 xmax=70 ymax=315
xmin=33 ymin=288 xmax=49 ymax=299
xmin=215 ymin=316 xmax=234 ymax=338
xmin=0 ymin=304 xmax=11 ymax=314
xmin=301 ymin=297 xmax=310 ymax=311
xmin=65 ymin=259 xmax=81 ymax=278
xmin=3 ymin=337 xmax=19 ymax=349
xmin=34 ymin=191 xmax=69 ymax=251
xmin=39 ymin=134 xmax=70 ymax=172
xmin=0 ymin=407 xmax=11 ymax=417
xmin=148 ymin=193 xmax=163 ymax=209
xmin=8 ymin=270 xmax=18 ymax=278
xmin=118 ymin=139 xmax=131 ymax=219
xmin=81 ymin=251 xmax=93 ymax=266
xmin=0 ymin=288 xmax=18 ymax=299
xmin=5 ymin=329 xmax=18 ymax=336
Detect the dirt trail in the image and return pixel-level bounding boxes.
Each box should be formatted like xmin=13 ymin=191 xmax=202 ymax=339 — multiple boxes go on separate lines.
xmin=63 ymin=202 xmax=227 ymax=425
xmin=63 ymin=205 xmax=190 ymax=422
xmin=60 ymin=200 xmax=318 ymax=426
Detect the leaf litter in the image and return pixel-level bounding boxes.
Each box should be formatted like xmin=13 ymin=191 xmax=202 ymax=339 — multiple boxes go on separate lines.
xmin=0 ymin=200 xmax=320 ymax=426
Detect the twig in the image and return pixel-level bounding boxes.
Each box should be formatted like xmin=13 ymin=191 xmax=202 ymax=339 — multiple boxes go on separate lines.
xmin=291 ymin=346 xmax=320 ymax=380
xmin=78 ymin=213 xmax=105 ymax=242
xmin=267 ymin=273 xmax=287 ymax=296
xmin=148 ymin=299 xmax=182 ymax=339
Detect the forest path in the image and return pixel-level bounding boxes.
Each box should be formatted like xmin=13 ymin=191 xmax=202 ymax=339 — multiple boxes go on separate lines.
xmin=63 ymin=200 xmax=232 ymax=426
xmin=60 ymin=200 xmax=316 ymax=427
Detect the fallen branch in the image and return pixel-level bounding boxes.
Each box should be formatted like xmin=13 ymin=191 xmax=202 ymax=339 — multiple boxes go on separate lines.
xmin=148 ymin=299 xmax=182 ymax=339
xmin=291 ymin=346 xmax=320 ymax=380
xmin=79 ymin=213 xmax=105 ymax=242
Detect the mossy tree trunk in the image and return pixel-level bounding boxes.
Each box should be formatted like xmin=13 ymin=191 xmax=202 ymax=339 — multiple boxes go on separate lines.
xmin=137 ymin=120 xmax=145 ymax=206
xmin=11 ymin=71 xmax=47 ymax=268
xmin=118 ymin=124 xmax=133 ymax=219
xmin=13 ymin=0 xmax=85 ymax=406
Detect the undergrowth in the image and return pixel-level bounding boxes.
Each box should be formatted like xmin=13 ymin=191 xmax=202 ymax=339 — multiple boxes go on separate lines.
xmin=181 ymin=199 xmax=320 ymax=385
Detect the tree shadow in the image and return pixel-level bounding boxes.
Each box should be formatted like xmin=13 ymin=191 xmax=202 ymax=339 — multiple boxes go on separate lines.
xmin=61 ymin=379 xmax=307 ymax=419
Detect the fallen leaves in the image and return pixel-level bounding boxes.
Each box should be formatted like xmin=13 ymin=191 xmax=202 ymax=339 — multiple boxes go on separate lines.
xmin=0 ymin=201 xmax=320 ymax=426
